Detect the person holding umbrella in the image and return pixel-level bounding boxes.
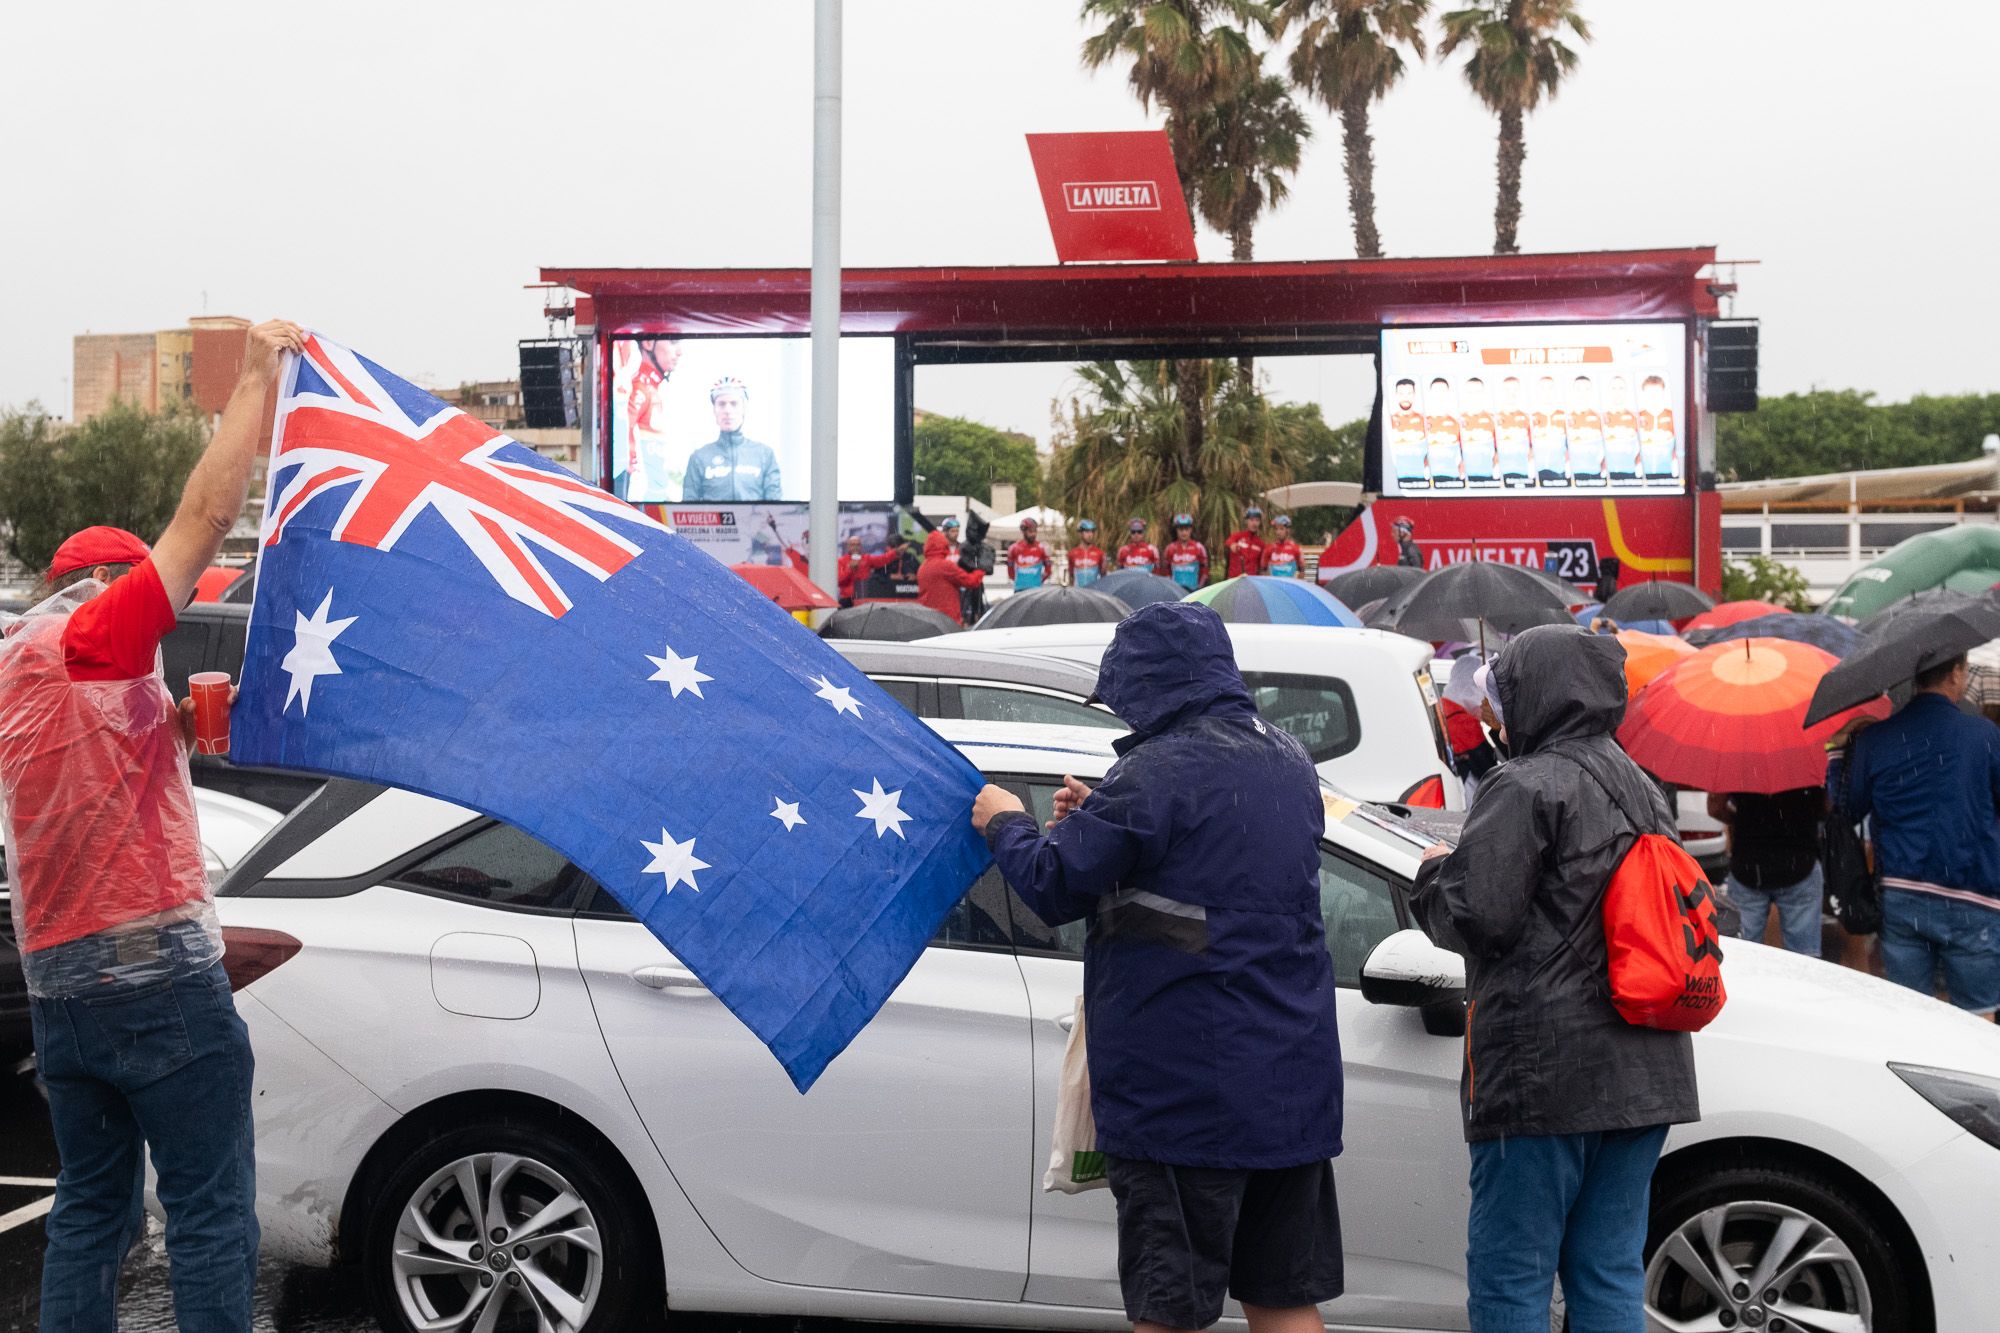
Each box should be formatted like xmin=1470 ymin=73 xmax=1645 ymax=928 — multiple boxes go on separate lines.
xmin=1831 ymin=653 xmax=2000 ymax=1016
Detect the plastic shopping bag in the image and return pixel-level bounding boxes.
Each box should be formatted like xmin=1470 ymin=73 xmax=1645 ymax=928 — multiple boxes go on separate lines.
xmin=1042 ymin=996 xmax=1106 ymax=1194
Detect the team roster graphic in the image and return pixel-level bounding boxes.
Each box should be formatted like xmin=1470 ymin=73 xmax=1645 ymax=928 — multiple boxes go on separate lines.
xmin=1380 ymin=323 xmax=1687 ymax=500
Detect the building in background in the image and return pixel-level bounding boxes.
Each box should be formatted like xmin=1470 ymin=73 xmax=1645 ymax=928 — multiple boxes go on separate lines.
xmin=72 ymin=316 xmax=253 ymax=423
xmin=433 ymin=379 xmax=580 ymax=472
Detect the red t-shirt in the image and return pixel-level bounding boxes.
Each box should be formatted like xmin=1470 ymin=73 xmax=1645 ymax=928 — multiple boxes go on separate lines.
xmin=0 ymin=561 xmax=209 ymax=954
xmin=1224 ymin=531 xmax=1267 ymax=579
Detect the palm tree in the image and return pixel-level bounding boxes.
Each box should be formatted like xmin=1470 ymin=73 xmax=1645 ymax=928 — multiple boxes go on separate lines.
xmin=1279 ymin=0 xmax=1430 ymax=259
xmin=1047 ymin=360 xmax=1307 ymax=545
xmin=1439 ymin=0 xmax=1591 ymax=254
xmin=1080 ymin=0 xmax=1277 ymax=470
xmin=1190 ymin=65 xmax=1311 ymax=262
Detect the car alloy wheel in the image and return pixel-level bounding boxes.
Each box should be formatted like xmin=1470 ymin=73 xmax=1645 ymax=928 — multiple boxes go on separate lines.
xmin=390 ymin=1150 xmax=603 ymax=1333
xmin=1645 ymin=1199 xmax=1871 ymax=1332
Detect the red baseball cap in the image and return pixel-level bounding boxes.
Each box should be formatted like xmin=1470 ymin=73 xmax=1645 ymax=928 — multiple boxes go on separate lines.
xmin=47 ymin=526 xmax=152 ymax=582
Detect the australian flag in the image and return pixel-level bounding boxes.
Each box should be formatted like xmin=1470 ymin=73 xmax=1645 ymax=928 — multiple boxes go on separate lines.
xmin=233 ymin=334 xmax=992 ymax=1090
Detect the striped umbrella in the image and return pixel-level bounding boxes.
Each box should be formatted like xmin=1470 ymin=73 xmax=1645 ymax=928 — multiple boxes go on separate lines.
xmin=1619 ymin=638 xmax=1890 ymax=794
xmin=1187 ymin=576 xmax=1363 ymax=627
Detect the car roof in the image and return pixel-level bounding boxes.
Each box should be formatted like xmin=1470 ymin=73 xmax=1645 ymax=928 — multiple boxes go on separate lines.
xmin=938 ymin=622 xmax=1433 ymax=669
xmin=830 ymin=640 xmax=1101 ymax=694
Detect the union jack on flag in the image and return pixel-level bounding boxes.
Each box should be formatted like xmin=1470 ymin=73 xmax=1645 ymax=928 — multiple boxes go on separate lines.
xmin=235 ymin=333 xmax=991 ymax=1091
xmin=265 ymin=335 xmax=651 ymax=617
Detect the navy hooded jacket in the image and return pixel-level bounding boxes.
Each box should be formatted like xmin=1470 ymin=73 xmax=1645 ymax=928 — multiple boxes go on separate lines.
xmin=984 ymin=601 xmax=1343 ymax=1169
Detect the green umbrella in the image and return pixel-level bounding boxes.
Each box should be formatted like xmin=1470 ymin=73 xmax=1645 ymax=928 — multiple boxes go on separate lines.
xmin=1822 ymin=526 xmax=2000 ymax=622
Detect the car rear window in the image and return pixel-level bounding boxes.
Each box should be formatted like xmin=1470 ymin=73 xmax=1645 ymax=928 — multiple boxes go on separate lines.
xmin=1241 ymin=671 xmax=1359 ymax=764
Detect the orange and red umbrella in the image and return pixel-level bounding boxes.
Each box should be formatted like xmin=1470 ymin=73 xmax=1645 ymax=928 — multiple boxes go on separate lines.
xmin=1682 ymin=599 xmax=1792 ymax=633
xmin=1614 ymin=629 xmax=1697 ymax=696
xmin=1618 ymin=637 xmax=1890 ymax=794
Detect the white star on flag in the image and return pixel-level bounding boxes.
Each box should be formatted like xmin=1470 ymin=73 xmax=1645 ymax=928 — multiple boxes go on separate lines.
xmin=811 ymin=673 xmax=864 ymax=718
xmin=646 ymin=644 xmax=713 ymax=699
xmin=641 ymin=828 xmax=710 ymax=894
xmin=282 ymin=590 xmax=358 ymax=716
xmin=853 ymin=778 xmax=911 ymax=840
xmin=770 ymin=798 xmax=807 ymax=832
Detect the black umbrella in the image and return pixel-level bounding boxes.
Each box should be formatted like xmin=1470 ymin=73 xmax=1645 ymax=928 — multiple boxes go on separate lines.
xmin=1686 ymin=612 xmax=1863 ymax=659
xmin=1852 ymin=587 xmax=1978 ymax=636
xmin=974 ymin=585 xmax=1131 ymax=630
xmin=1320 ymin=564 xmax=1426 ymax=609
xmin=1391 ymin=563 xmax=1573 ymax=642
xmin=1601 ymin=579 xmax=1715 ymax=623
xmin=1804 ymin=596 xmax=2000 ymax=725
xmin=1522 ymin=565 xmax=1594 ymax=607
xmin=818 ymin=602 xmax=963 ymax=642
xmin=1094 ymin=568 xmax=1188 ymax=609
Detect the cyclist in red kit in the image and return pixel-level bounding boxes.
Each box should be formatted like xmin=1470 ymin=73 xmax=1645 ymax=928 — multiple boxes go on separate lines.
xmin=1163 ymin=514 xmax=1209 ymax=592
xmin=1068 ymin=518 xmax=1107 ymax=587
xmin=1264 ymin=516 xmax=1305 ymax=577
xmin=1118 ymin=518 xmax=1160 ymax=574
xmin=1224 ymin=506 xmax=1268 ymax=578
xmin=1006 ymin=517 xmax=1052 ymax=592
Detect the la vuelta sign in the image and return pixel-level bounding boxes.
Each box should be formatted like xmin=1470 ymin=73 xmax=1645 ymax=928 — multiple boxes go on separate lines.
xmin=1026 ymin=131 xmax=1198 ymax=262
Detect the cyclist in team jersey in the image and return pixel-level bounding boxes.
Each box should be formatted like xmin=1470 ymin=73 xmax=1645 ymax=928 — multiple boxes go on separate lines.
xmin=1531 ymin=375 xmax=1571 ymax=488
xmin=1005 ymin=517 xmax=1052 ymax=592
xmin=1602 ymin=375 xmax=1643 ymax=483
xmin=1461 ymin=377 xmax=1500 ymax=487
xmin=1118 ymin=519 xmax=1160 ymax=574
xmin=1496 ymin=376 xmax=1535 ymax=489
xmin=1068 ymin=518 xmax=1106 ymax=587
xmin=1264 ymin=516 xmax=1305 ymax=578
xmin=1163 ymin=514 xmax=1209 ymax=592
xmin=1638 ymin=375 xmax=1681 ymax=484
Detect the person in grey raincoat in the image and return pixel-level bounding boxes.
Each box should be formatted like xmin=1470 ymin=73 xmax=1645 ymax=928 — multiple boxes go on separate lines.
xmin=1412 ymin=624 xmax=1700 ymax=1333
xmin=970 ymin=600 xmax=1344 ymax=1333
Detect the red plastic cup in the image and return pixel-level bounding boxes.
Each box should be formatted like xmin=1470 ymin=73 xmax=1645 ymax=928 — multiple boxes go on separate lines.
xmin=188 ymin=672 xmax=232 ymax=755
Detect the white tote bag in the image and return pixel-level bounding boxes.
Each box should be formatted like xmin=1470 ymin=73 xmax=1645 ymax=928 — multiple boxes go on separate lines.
xmin=1042 ymin=995 xmax=1107 ymax=1193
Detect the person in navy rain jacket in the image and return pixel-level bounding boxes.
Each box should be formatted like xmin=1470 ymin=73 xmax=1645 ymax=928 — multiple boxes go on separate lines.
xmin=971 ymin=600 xmax=1344 ymax=1333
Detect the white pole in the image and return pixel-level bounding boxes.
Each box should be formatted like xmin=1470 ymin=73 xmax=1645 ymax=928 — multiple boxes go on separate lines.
xmin=808 ymin=0 xmax=842 ymax=603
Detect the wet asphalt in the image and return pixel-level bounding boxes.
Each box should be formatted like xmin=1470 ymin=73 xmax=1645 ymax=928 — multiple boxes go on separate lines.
xmin=0 ymin=1061 xmax=1005 ymax=1333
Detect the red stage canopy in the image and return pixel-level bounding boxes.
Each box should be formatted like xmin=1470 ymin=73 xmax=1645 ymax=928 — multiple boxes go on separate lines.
xmin=542 ymin=247 xmax=1720 ymax=344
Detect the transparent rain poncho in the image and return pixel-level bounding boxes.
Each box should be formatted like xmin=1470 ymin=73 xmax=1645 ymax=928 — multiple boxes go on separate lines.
xmin=0 ymin=578 xmax=218 ymax=997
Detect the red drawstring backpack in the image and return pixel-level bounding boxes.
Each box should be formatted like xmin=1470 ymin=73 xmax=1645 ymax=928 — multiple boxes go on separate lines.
xmin=1555 ymin=749 xmax=1728 ymax=1032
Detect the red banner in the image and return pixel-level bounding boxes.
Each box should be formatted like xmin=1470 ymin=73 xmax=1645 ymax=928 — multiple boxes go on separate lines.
xmin=1025 ymin=131 xmax=1198 ymax=263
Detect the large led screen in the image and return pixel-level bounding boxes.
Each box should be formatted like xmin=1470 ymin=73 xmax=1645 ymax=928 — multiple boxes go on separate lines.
xmin=608 ymin=336 xmax=895 ymax=503
xmin=1380 ymin=323 xmax=1687 ymax=498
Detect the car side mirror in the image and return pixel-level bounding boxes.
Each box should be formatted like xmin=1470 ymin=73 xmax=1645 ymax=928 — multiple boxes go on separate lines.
xmin=1360 ymin=929 xmax=1466 ymax=1009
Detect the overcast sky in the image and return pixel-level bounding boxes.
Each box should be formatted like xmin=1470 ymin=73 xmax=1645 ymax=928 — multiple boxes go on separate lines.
xmin=3 ymin=0 xmax=1995 ymax=442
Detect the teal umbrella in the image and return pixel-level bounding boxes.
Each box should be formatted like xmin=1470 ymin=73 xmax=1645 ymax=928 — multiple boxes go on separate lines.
xmin=1823 ymin=526 xmax=2000 ymax=622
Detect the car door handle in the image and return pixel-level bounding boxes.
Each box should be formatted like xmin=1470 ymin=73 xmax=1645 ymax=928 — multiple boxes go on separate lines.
xmin=632 ymin=966 xmax=706 ymax=994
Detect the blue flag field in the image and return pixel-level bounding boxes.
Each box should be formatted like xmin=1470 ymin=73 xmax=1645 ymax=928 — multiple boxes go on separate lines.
xmin=232 ymin=334 xmax=992 ymax=1090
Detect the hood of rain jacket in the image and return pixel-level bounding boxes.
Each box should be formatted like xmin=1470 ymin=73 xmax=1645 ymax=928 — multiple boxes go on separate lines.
xmin=1412 ymin=624 xmax=1701 ymax=1141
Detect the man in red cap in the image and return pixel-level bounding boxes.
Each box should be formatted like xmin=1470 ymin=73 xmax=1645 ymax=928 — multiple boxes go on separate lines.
xmin=0 ymin=319 xmax=301 ymax=1330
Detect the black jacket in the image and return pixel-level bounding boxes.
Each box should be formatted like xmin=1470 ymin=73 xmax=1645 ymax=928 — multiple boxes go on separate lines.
xmin=1412 ymin=624 xmax=1700 ymax=1142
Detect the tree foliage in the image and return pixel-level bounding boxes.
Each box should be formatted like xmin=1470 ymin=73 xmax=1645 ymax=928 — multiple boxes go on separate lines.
xmin=1439 ymin=0 xmax=1590 ymax=253
xmin=1716 ymin=390 xmax=2000 ymax=482
xmin=0 ymin=401 xmax=207 ymax=573
xmin=1270 ymin=403 xmax=1366 ymax=540
xmin=1280 ymin=0 xmax=1431 ymax=259
xmin=1047 ymin=360 xmax=1306 ymax=541
xmin=1189 ymin=63 xmax=1311 ymax=261
xmin=1720 ymin=555 xmax=1814 ymax=613
xmin=913 ymin=413 xmax=1042 ymax=507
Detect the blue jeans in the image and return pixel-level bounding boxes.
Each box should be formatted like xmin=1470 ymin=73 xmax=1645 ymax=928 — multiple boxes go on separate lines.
xmin=1727 ymin=863 xmax=1823 ymax=957
xmin=1878 ymin=887 xmax=2000 ymax=1015
xmin=1466 ymin=1126 xmax=1669 ymax=1333
xmin=29 ymin=962 xmax=258 ymax=1332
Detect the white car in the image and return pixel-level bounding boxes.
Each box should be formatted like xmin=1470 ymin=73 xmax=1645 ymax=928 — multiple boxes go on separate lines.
xmin=936 ymin=624 xmax=1463 ymax=809
xmin=206 ymin=722 xmax=2000 ymax=1333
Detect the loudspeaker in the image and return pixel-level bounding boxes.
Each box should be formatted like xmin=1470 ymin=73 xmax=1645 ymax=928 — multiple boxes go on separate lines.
xmin=1707 ymin=321 xmax=1758 ymax=414
xmin=519 ymin=341 xmax=577 ymax=429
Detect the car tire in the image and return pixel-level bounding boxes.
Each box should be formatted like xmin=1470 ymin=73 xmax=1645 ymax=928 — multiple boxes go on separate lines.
xmin=1645 ymin=1161 xmax=1920 ymax=1333
xmin=363 ymin=1112 xmax=659 ymax=1333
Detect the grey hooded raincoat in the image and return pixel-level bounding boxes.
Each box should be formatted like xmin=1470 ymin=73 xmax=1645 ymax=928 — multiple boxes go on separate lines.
xmin=1412 ymin=624 xmax=1701 ymax=1142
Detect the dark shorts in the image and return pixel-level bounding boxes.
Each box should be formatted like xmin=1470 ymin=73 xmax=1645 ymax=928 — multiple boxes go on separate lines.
xmin=1105 ymin=1155 xmax=1344 ymax=1329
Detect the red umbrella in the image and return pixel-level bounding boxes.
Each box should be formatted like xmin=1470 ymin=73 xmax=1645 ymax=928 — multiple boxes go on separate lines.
xmin=730 ymin=563 xmax=837 ymax=611
xmin=1682 ymin=599 xmax=1792 ymax=633
xmin=1617 ymin=637 xmax=1890 ymax=794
